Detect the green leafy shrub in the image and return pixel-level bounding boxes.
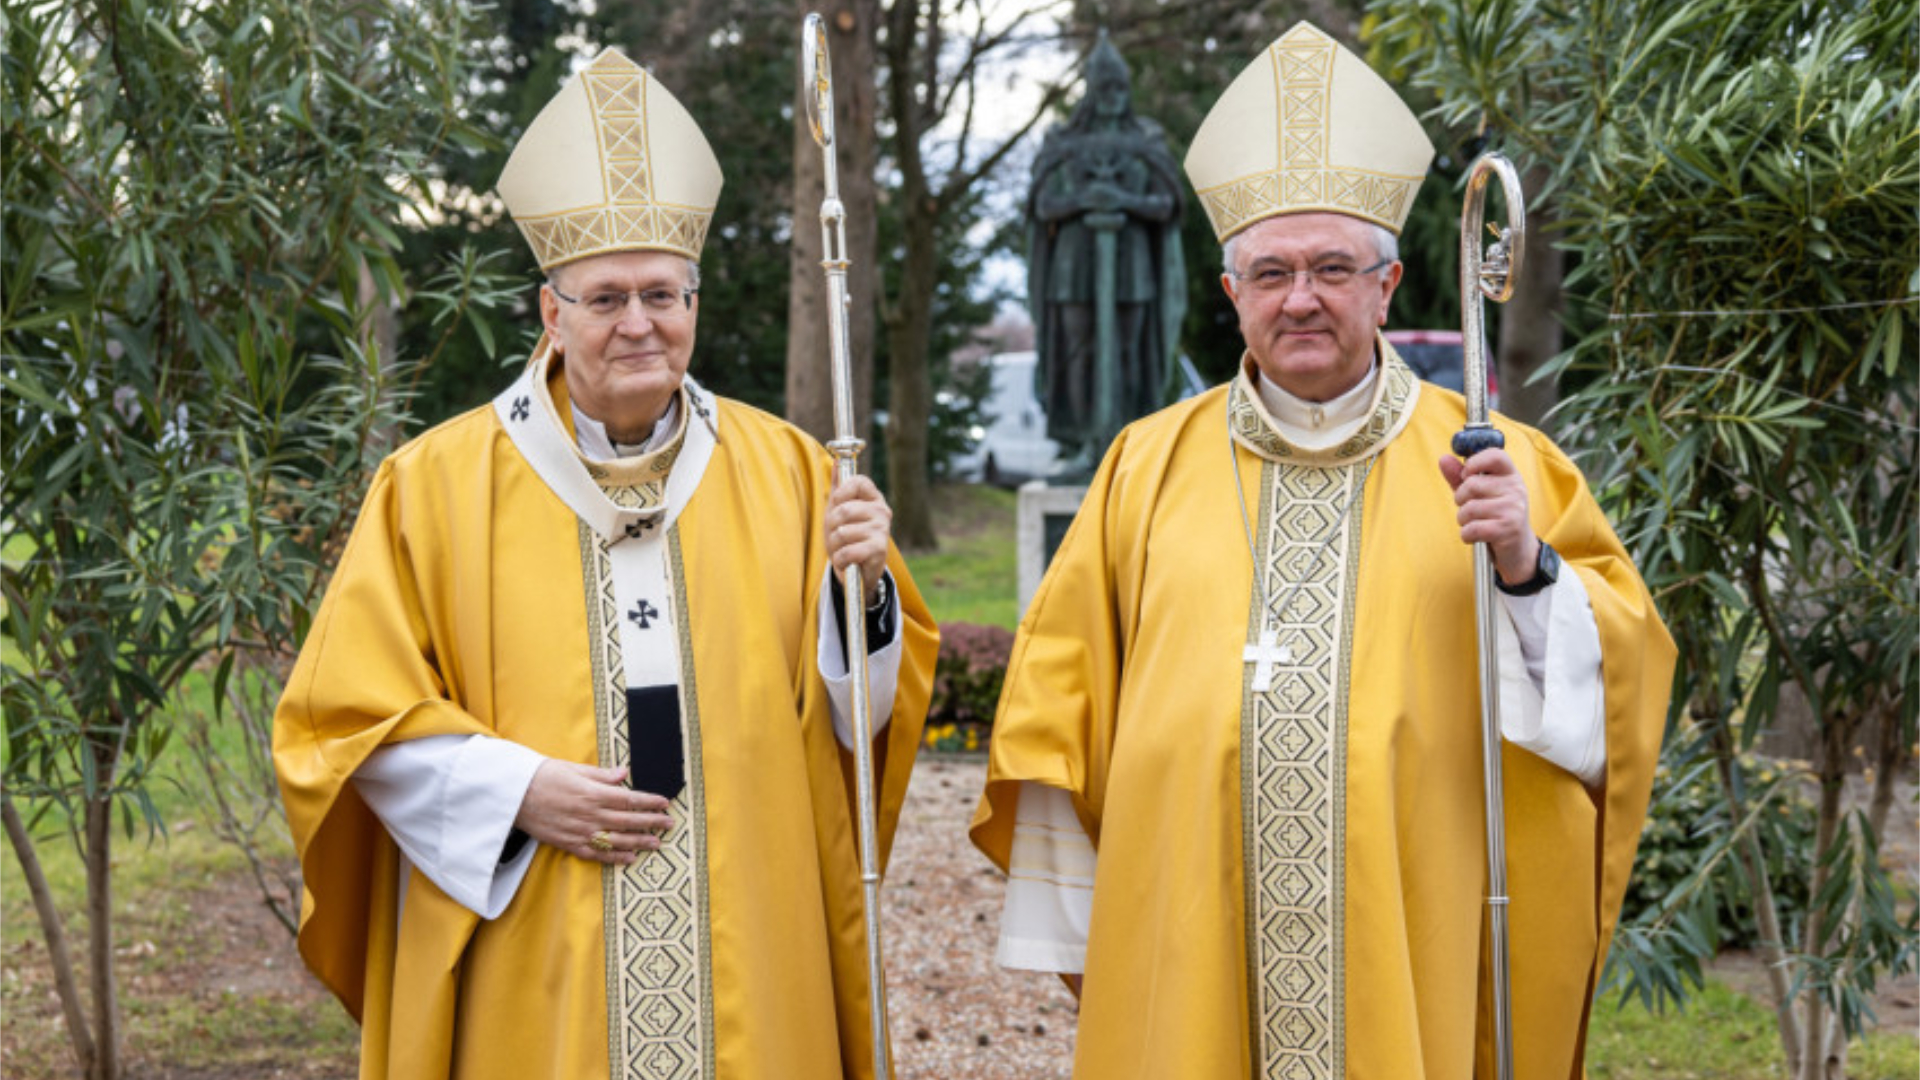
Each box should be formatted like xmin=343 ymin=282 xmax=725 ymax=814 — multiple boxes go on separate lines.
xmin=1623 ymin=745 xmax=1817 ymax=949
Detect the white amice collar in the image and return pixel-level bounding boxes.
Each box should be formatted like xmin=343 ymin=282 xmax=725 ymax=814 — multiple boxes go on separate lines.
xmin=572 ymin=397 xmax=682 ymax=462
xmin=492 ymin=338 xmax=718 ymax=544
xmin=1255 ymin=359 xmax=1380 ymax=451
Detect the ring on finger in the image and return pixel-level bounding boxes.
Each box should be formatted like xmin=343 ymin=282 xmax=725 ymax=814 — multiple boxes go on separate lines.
xmin=589 ymin=830 xmax=615 ymax=853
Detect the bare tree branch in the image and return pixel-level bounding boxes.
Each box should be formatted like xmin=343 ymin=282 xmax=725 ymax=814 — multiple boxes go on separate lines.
xmin=950 ymin=51 xmax=979 ymax=177
xmin=945 ymin=76 xmax=1072 ymax=199
xmin=917 ymin=0 xmax=944 ymax=133
xmin=933 ymin=0 xmax=1062 ymax=120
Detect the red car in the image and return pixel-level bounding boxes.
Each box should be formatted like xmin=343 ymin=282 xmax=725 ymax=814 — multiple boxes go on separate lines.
xmin=1383 ymin=329 xmax=1499 ymax=407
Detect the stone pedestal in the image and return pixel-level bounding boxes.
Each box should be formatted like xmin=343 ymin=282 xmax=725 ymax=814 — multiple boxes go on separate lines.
xmin=1017 ymin=480 xmax=1089 ymax=616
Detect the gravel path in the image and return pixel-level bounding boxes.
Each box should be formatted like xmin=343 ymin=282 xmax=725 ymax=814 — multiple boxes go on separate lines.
xmin=885 ymin=758 xmax=1077 ymax=1079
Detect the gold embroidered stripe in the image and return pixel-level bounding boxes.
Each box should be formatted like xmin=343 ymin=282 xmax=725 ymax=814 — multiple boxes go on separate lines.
xmin=668 ymin=533 xmax=719 ymax=1080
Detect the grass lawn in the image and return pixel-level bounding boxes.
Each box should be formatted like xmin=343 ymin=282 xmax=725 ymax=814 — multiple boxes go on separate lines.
xmin=1588 ymin=980 xmax=1916 ymax=1077
xmin=1 ymin=788 xmax=361 ymax=1076
xmin=907 ymin=481 xmax=1021 ymax=631
xmin=1 ymin=675 xmax=361 ymax=1076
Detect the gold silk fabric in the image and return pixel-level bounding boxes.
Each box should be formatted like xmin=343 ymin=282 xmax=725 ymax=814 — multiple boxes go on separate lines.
xmin=972 ymin=347 xmax=1673 ymax=1078
xmin=274 ymin=373 xmax=937 ymax=1079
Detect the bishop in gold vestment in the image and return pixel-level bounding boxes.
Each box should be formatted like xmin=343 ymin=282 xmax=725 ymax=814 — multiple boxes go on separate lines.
xmin=275 ymin=50 xmax=937 ymax=1079
xmin=971 ymin=23 xmax=1673 ymax=1079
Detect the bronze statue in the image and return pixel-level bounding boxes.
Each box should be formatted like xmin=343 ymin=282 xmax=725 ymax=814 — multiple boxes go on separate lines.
xmin=1026 ymin=34 xmax=1186 ymax=474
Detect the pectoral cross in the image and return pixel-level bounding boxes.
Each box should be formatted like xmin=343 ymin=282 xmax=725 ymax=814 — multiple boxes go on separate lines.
xmin=1243 ymin=628 xmax=1292 ymax=694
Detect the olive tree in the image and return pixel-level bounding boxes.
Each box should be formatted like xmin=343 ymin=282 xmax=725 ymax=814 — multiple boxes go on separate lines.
xmin=0 ymin=1 xmax=505 ymax=1075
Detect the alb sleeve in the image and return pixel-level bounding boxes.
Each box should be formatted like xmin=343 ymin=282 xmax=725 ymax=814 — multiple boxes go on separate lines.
xmin=350 ymin=733 xmax=546 ymax=919
xmin=817 ymin=567 xmax=903 ymax=747
xmin=1495 ymin=572 xmax=1607 ymax=787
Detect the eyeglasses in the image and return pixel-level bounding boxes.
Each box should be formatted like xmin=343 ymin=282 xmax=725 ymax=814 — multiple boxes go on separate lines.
xmin=1230 ymin=257 xmax=1393 ymax=295
xmin=549 ymin=283 xmax=697 ymax=322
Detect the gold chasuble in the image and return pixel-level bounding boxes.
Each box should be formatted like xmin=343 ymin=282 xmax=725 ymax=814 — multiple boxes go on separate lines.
xmin=971 ymin=345 xmax=1674 ymax=1078
xmin=276 ymin=340 xmax=937 ymax=1080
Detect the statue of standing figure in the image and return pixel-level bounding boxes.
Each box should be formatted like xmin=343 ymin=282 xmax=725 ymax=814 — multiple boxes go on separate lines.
xmin=1026 ymin=34 xmax=1187 ymax=475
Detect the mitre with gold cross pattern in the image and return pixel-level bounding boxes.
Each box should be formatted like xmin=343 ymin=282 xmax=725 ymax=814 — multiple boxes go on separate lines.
xmin=497 ymin=48 xmax=723 ymax=270
xmin=1184 ymin=22 xmax=1434 ymax=241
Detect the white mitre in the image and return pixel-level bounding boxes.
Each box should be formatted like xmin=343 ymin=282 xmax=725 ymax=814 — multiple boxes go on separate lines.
xmin=1185 ymin=22 xmax=1434 ymax=240
xmin=497 ymin=49 xmax=723 ymax=269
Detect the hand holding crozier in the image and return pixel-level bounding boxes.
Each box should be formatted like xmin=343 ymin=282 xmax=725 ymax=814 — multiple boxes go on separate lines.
xmin=825 ymin=474 xmax=891 ymax=606
xmin=1438 ymin=448 xmax=1539 ymax=587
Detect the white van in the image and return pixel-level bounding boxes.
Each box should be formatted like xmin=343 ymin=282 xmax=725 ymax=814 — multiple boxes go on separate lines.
xmin=948 ymin=351 xmax=1063 ymax=487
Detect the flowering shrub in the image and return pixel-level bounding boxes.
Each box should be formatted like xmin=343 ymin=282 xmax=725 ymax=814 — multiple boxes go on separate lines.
xmin=922 ymin=722 xmax=983 ymax=753
xmin=923 ymin=621 xmax=1015 ymax=751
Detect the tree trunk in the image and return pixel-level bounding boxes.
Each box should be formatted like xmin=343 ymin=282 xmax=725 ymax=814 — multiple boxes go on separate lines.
xmin=787 ymin=64 xmax=832 ymax=441
xmin=2 ymin=794 xmax=97 ymax=1075
xmin=356 ymin=259 xmax=398 ymax=364
xmin=1796 ymin=714 xmax=1854 ymax=1080
xmin=1494 ymin=171 xmax=1562 ymax=430
xmin=1821 ymin=686 xmax=1911 ymax=1074
xmin=1865 ymin=687 xmax=1903 ymax=848
xmin=878 ymin=0 xmax=938 ymax=551
xmin=885 ymin=192 xmax=941 ymax=551
xmin=83 ymin=787 xmax=119 ymax=1080
xmin=1703 ymin=704 xmax=1802 ymax=1066
xmin=786 ymin=0 xmax=879 ymax=454
xmin=356 ymin=259 xmax=403 ymax=457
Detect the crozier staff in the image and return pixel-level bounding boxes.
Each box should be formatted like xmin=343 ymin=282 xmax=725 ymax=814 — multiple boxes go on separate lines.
xmin=804 ymin=13 xmax=895 ymax=1080
xmin=275 ymin=48 xmax=937 ymax=1080
xmin=971 ymin=21 xmax=1674 ymax=1079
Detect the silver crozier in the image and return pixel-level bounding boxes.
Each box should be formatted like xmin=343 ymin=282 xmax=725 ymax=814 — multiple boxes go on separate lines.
xmin=1454 ymin=151 xmax=1526 ymax=1080
xmin=801 ymin=14 xmax=892 ymax=1080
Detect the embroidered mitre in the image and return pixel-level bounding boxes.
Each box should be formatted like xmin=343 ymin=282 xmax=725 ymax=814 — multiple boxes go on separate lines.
xmin=498 ymin=48 xmax=723 ymax=269
xmin=1184 ymin=22 xmax=1434 ymax=240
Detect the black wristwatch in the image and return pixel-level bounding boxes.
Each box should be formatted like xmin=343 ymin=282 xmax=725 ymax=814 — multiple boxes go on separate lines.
xmin=1495 ymin=539 xmax=1560 ymax=597
xmin=865 ymin=572 xmax=892 ymax=614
